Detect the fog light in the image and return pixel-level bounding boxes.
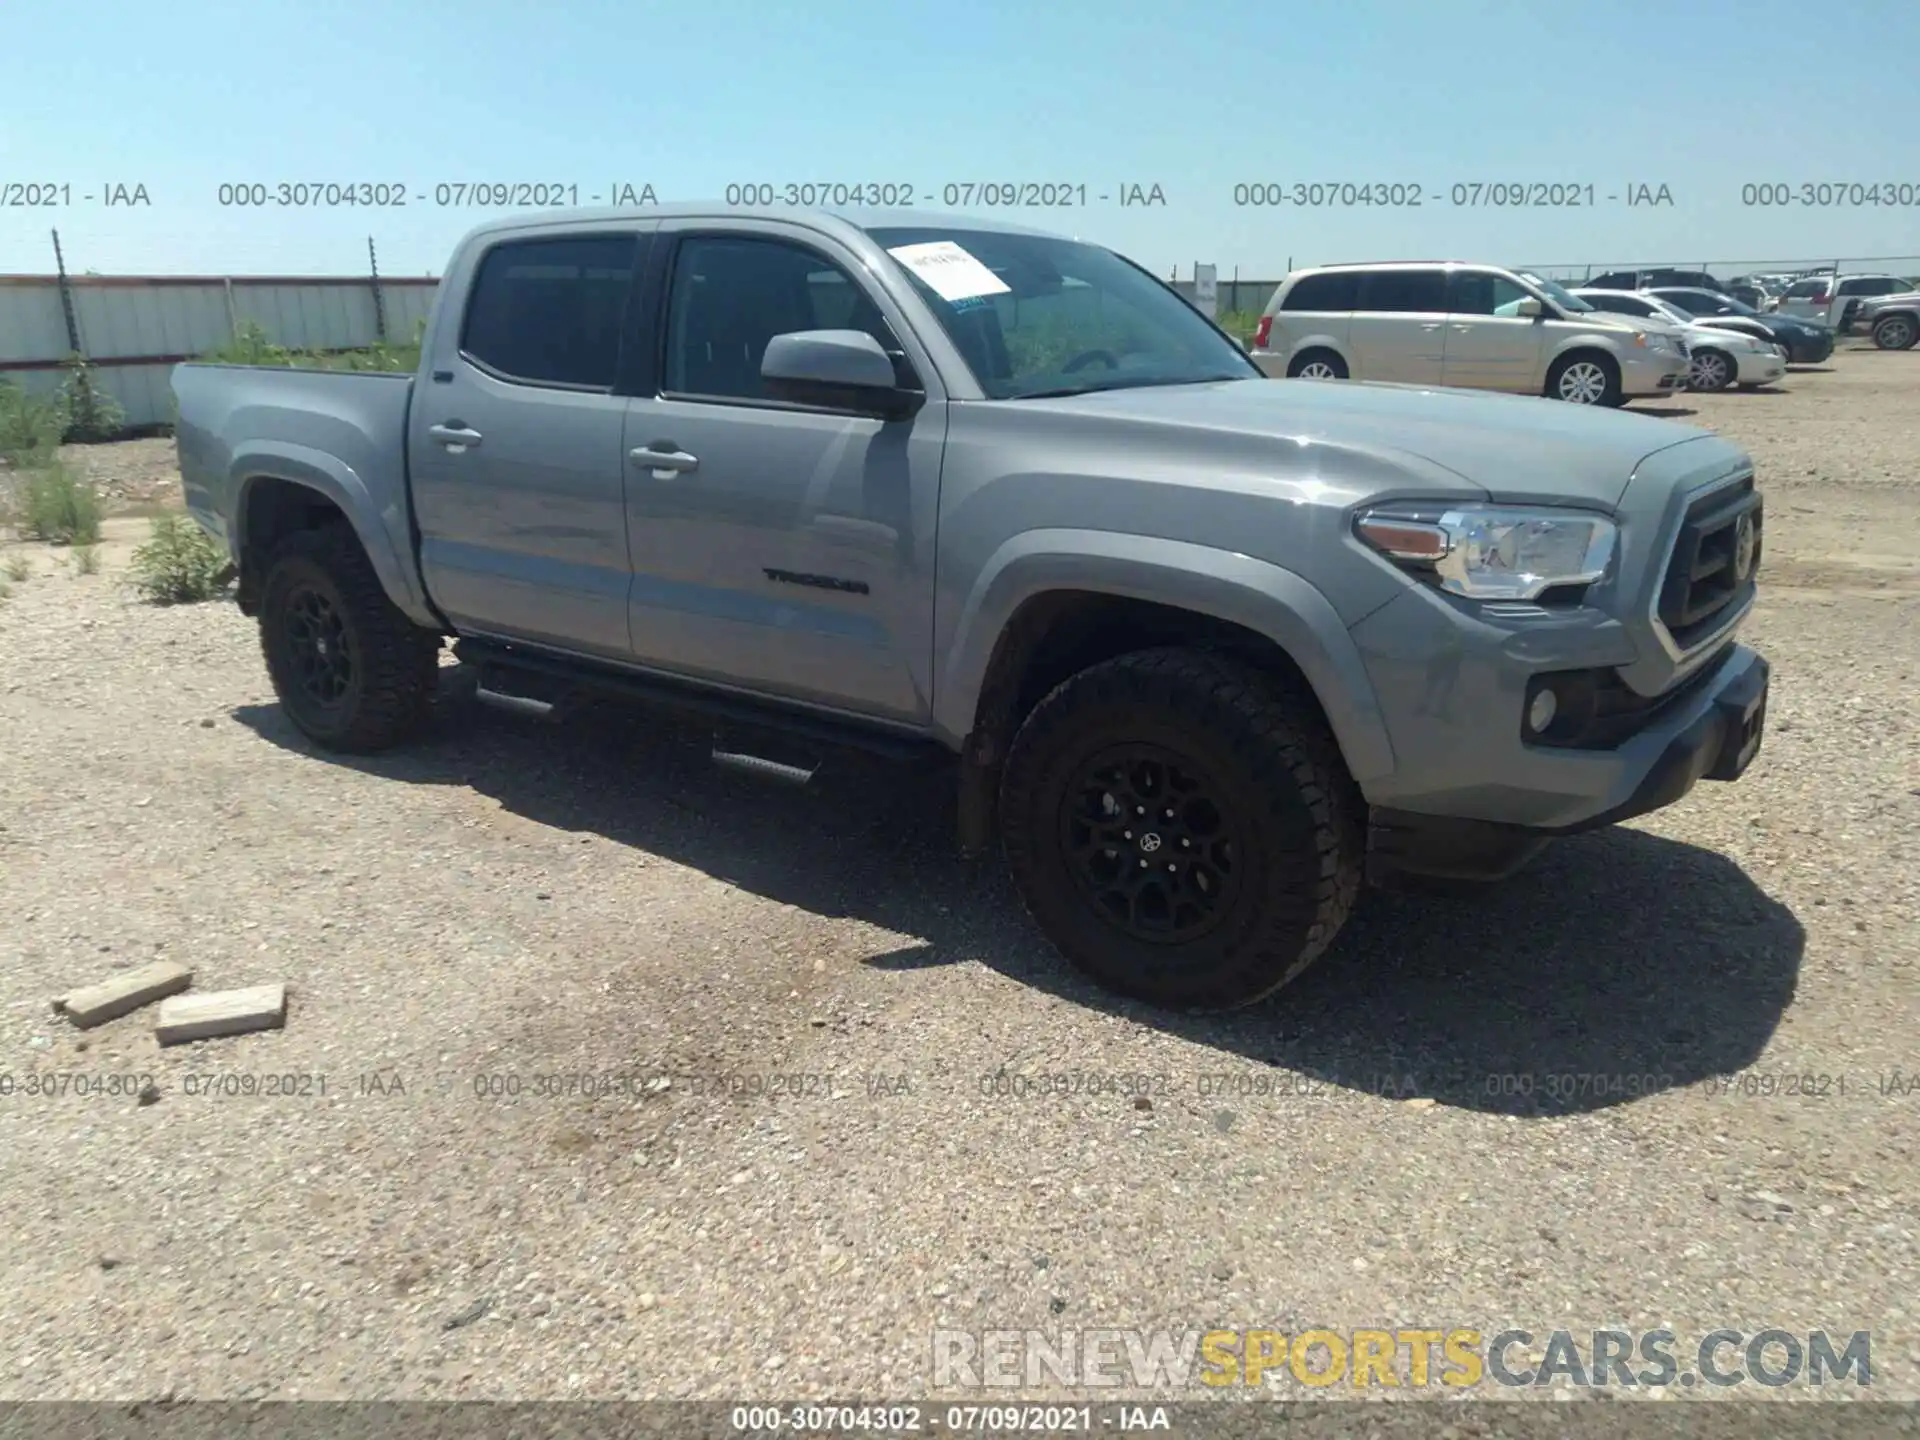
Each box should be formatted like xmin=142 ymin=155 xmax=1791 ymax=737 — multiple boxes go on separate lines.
xmin=1528 ymin=688 xmax=1558 ymax=733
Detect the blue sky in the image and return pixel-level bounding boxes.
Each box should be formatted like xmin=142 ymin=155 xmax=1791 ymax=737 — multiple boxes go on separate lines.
xmin=4 ymin=0 xmax=1917 ymax=280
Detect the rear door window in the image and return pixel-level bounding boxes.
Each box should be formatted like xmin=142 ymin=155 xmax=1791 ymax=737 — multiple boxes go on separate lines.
xmin=1356 ymin=269 xmax=1448 ymax=314
xmin=459 ymin=235 xmax=640 ymax=389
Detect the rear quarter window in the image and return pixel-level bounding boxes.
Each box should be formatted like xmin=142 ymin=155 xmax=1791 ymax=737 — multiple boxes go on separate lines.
xmin=1280 ymin=272 xmax=1362 ymax=311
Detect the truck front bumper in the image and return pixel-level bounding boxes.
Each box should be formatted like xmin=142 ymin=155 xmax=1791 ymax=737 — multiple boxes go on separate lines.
xmin=1366 ymin=646 xmax=1769 ymax=884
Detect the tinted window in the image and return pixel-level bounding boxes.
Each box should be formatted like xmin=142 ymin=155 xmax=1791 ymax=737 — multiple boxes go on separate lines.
xmin=1659 ymin=290 xmax=1716 ymax=316
xmin=460 ymin=235 xmax=638 ymax=388
xmin=1447 ymin=271 xmax=1532 ymax=316
xmin=1784 ymin=279 xmax=1826 ymax=297
xmin=1356 ymin=270 xmax=1448 ymax=313
xmin=1587 ymin=271 xmax=1640 ymax=290
xmin=663 ymin=236 xmax=901 ymax=401
xmin=1842 ymin=277 xmax=1901 ymax=295
xmin=1281 ymin=271 xmax=1362 ymax=311
xmin=868 ymin=225 xmax=1258 ymax=400
xmin=1589 ymin=293 xmax=1652 ymax=317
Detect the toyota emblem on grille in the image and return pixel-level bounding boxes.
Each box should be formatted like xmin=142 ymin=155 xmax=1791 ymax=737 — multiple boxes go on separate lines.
xmin=1733 ymin=514 xmax=1757 ymax=582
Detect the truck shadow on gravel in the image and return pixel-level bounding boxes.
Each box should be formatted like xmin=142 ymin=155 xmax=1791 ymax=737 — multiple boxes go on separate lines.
xmin=237 ymin=674 xmax=1804 ymax=1118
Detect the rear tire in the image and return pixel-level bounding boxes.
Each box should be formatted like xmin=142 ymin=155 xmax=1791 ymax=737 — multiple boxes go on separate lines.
xmin=258 ymin=524 xmax=441 ymax=753
xmin=998 ymin=648 xmax=1363 ymax=1011
xmin=1287 ymin=349 xmax=1349 ymax=380
xmin=1546 ymin=351 xmax=1622 ymax=406
xmin=1872 ymin=313 xmax=1918 ymax=350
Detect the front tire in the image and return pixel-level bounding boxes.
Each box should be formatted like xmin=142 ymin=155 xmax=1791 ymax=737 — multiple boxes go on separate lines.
xmin=1546 ymin=352 xmax=1622 ymax=406
xmin=258 ymin=524 xmax=441 ymax=753
xmin=998 ymin=648 xmax=1363 ymax=1011
xmin=1688 ymin=348 xmax=1734 ymax=392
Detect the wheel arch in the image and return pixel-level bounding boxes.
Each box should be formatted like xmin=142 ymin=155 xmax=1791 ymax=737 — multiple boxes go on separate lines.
xmin=229 ymin=443 xmax=438 ymax=628
xmin=940 ymin=533 xmax=1397 ymax=850
xmin=1287 ymin=344 xmax=1350 ymax=378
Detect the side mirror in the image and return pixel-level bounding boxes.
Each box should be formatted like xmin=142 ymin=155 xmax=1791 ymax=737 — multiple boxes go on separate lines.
xmin=1513 ymin=297 xmax=1544 ymax=318
xmin=762 ymin=330 xmax=919 ymax=419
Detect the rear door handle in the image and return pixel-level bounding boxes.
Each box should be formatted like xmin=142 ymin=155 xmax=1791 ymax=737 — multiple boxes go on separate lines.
xmin=1420 ymin=322 xmax=1443 ymax=331
xmin=428 ymin=424 xmax=483 ymax=449
xmin=630 ymin=444 xmax=699 ymax=477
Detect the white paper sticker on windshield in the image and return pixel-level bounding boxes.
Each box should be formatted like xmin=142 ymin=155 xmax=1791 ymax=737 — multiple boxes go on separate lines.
xmin=887 ymin=241 xmax=1011 ymax=303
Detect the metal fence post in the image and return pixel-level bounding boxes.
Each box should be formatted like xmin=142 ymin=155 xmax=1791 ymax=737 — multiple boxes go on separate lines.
xmin=369 ymin=236 xmax=388 ymax=342
xmin=50 ymin=229 xmax=83 ymax=355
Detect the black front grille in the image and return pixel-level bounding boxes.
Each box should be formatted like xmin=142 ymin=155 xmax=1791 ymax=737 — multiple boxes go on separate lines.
xmin=1657 ymin=475 xmax=1761 ymax=650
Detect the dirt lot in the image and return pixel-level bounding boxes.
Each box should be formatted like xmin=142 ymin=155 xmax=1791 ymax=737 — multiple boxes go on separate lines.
xmin=1 ymin=350 xmax=1917 ymax=1413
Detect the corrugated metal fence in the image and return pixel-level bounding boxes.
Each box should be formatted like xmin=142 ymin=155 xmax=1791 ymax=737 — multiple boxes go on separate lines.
xmin=0 ymin=272 xmax=439 ymax=428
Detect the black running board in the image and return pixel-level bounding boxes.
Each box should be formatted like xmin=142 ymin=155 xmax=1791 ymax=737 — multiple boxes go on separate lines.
xmin=452 ymin=638 xmax=947 ymax=769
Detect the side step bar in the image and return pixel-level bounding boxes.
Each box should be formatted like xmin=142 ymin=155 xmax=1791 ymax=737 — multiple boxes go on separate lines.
xmin=711 ymin=749 xmax=818 ymax=786
xmin=452 ymin=639 xmax=946 ymax=776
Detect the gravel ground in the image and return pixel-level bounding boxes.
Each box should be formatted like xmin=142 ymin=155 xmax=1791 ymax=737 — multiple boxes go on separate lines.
xmin=0 ymin=350 xmax=1916 ymax=1419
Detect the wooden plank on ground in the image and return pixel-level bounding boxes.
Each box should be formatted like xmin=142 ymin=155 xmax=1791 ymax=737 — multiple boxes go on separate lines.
xmin=154 ymin=983 xmax=287 ymax=1045
xmin=54 ymin=961 xmax=194 ymax=1029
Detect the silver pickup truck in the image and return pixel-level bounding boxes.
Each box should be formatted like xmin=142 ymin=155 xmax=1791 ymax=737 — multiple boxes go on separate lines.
xmin=172 ymin=205 xmax=1770 ymax=1011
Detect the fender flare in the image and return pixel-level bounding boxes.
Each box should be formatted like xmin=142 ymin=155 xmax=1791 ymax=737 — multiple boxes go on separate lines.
xmin=935 ymin=529 xmax=1396 ymax=784
xmin=230 ymin=441 xmax=438 ymax=628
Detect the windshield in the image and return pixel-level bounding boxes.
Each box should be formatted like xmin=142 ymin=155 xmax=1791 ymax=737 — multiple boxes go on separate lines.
xmin=1645 ymin=297 xmax=1694 ymax=326
xmin=866 ymin=226 xmax=1259 ymax=399
xmin=1685 ymin=291 xmax=1760 ymax=317
xmin=1517 ymin=273 xmax=1594 ymax=313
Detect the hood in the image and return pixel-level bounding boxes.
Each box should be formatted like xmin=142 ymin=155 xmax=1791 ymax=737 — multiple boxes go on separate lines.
xmin=1688 ymin=322 xmax=1769 ymax=348
xmin=1032 ymin=377 xmax=1726 ymax=508
xmin=1861 ymin=289 xmax=1920 ymax=311
xmin=1762 ymin=313 xmax=1830 ymax=335
xmin=1585 ymin=307 xmax=1688 ymax=337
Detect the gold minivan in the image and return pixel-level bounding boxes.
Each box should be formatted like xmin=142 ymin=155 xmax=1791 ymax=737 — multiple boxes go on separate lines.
xmin=1250 ymin=261 xmax=1691 ymax=406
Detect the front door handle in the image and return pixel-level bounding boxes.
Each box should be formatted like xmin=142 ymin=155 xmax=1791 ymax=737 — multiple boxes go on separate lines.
xmin=1420 ymin=322 xmax=1443 ymax=331
xmin=1452 ymin=324 xmax=1472 ymax=332
xmin=630 ymin=444 xmax=699 ymax=477
xmin=428 ymin=424 xmax=484 ymax=449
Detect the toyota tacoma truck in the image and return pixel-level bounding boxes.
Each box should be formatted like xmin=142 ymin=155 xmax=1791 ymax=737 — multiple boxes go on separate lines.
xmin=172 ymin=205 xmax=1770 ymax=1011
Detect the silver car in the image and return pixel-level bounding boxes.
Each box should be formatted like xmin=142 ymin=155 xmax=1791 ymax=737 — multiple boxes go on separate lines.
xmin=1573 ymin=289 xmax=1788 ymax=391
xmin=1252 ymin=262 xmax=1690 ymax=405
xmin=1855 ymin=290 xmax=1920 ymax=350
xmin=1773 ymin=273 xmax=1913 ymax=331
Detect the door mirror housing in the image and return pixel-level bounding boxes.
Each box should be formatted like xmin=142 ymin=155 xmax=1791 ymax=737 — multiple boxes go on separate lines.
xmin=762 ymin=330 xmax=920 ymax=419
xmin=1513 ymin=297 xmax=1544 ymax=318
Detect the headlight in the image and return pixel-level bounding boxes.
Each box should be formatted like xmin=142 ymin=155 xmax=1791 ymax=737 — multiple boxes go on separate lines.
xmin=1355 ymin=506 xmax=1618 ymax=601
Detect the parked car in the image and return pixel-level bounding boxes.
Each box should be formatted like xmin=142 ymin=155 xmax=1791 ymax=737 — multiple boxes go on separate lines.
xmin=1724 ymin=282 xmax=1771 ymax=310
xmin=1773 ymin=273 xmax=1912 ymax=332
xmin=1855 ymin=289 xmax=1920 ymax=350
xmin=1587 ymin=268 xmax=1729 ymax=294
xmin=1250 ymin=262 xmax=1689 ymax=405
xmin=1571 ymin=289 xmax=1787 ymax=391
xmin=168 ymin=204 xmax=1771 ymax=1011
xmin=1645 ymin=288 xmax=1836 ymax=364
